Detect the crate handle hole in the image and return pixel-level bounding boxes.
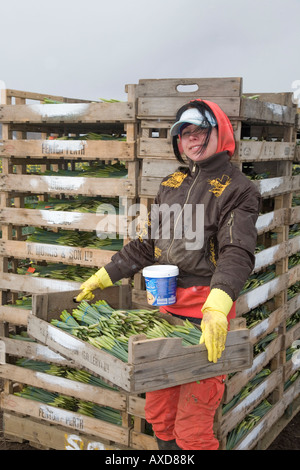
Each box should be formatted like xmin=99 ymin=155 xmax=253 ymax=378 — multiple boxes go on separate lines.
xmin=176 ymin=84 xmax=199 ymax=93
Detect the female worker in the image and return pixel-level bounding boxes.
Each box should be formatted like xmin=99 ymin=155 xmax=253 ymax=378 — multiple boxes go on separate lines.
xmin=76 ymin=99 xmax=261 ymax=450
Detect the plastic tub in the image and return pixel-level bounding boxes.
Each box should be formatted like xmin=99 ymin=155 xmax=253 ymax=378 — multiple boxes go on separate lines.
xmin=142 ymin=265 xmax=179 ymax=306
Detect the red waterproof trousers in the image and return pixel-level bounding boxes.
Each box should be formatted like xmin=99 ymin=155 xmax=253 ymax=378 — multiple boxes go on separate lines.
xmin=144 ymin=286 xmax=236 ymax=450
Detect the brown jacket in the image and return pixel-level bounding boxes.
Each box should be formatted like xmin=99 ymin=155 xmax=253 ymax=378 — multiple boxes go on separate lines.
xmin=105 ymin=151 xmax=261 ymax=301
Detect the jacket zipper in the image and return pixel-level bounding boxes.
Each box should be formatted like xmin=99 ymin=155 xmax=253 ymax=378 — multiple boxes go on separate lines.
xmin=166 ymin=164 xmax=201 ymax=263
xmin=227 ymin=211 xmax=234 ymax=243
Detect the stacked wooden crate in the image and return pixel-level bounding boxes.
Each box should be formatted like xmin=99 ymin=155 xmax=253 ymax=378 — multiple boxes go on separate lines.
xmin=131 ymin=78 xmax=300 ymax=449
xmin=0 ymin=87 xmax=153 ymax=450
xmin=0 ymin=87 xmax=138 ymax=301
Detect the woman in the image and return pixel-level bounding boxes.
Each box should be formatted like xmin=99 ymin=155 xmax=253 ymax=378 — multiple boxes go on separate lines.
xmin=76 ymin=99 xmax=261 ymax=450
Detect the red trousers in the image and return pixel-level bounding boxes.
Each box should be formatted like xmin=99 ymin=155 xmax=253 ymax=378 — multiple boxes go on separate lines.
xmin=145 ymin=286 xmax=236 ymax=450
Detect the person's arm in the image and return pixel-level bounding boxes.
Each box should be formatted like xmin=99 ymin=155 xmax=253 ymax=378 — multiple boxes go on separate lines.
xmin=200 ymin=185 xmax=261 ymax=362
xmin=76 ymin=204 xmax=156 ymax=302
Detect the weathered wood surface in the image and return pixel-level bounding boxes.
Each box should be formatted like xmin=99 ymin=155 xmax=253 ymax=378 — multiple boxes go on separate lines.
xmin=234 ymin=380 xmax=300 ymax=450
xmin=3 ymin=412 xmax=130 ymax=450
xmin=0 ymin=173 xmax=135 ymax=197
xmin=0 ymin=272 xmax=81 ymax=293
xmin=136 ymin=77 xmax=243 ymax=97
xmin=0 ymin=102 xmax=135 ymax=123
xmin=138 ymin=97 xmax=241 ymax=119
xmin=0 ymin=239 xmax=118 ymax=267
xmin=138 ymin=138 xmax=296 ymax=161
xmin=0 ymin=208 xmax=129 ymax=235
xmin=0 ymin=139 xmax=135 ymax=160
xmin=0 ymin=363 xmax=127 ymax=410
xmin=220 ymin=368 xmax=283 ymax=438
xmin=0 ymin=394 xmax=130 ymax=446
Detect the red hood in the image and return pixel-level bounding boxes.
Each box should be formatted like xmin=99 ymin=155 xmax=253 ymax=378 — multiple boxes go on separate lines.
xmin=199 ymin=99 xmax=235 ymax=157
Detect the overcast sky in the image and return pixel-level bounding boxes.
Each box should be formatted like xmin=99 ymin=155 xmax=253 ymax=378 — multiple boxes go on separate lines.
xmin=0 ymin=0 xmax=299 ymax=103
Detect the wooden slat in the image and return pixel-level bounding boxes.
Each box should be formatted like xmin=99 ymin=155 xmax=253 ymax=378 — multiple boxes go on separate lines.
xmin=5 ymin=88 xmax=93 ymax=103
xmin=0 ymin=102 xmax=135 ymax=123
xmin=239 ymin=98 xmax=296 ymax=124
xmin=27 ymin=316 xmax=132 ymax=391
xmin=3 ymin=412 xmax=127 ymax=450
xmin=0 ymin=306 xmax=30 ymax=326
xmin=136 ymin=77 xmax=243 ymax=97
xmin=0 ymin=139 xmax=135 ymax=160
xmin=1 ymin=337 xmax=75 ymax=366
xmin=138 ymin=97 xmax=241 ymax=119
xmin=234 ymin=141 xmax=295 ymax=162
xmin=0 ymin=272 xmax=81 ymax=293
xmin=0 ymin=239 xmax=118 ymax=267
xmin=234 ymin=379 xmax=300 ymax=450
xmin=0 ymin=174 xmax=136 ymax=197
xmin=0 ymin=364 xmax=127 ymax=410
xmin=0 ymin=207 xmax=129 ymax=235
xmin=220 ymin=368 xmax=283 ymax=438
xmin=1 ymin=394 xmax=129 ymax=446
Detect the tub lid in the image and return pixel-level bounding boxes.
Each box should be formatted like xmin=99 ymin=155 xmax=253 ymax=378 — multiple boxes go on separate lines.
xmin=142 ymin=265 xmax=179 ymax=278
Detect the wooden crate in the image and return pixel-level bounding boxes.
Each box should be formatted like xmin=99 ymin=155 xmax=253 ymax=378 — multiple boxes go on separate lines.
xmin=0 ymin=284 xmax=157 ymax=450
xmin=22 ymin=287 xmax=252 ymax=394
xmin=0 ymin=86 xmax=139 ymax=310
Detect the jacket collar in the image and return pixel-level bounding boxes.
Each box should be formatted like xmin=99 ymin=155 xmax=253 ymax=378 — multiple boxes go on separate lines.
xmin=188 ymin=151 xmax=230 ymax=175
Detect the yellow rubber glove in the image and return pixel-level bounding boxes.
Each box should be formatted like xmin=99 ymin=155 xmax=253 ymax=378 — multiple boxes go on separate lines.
xmin=76 ymin=267 xmax=113 ymax=302
xmin=199 ymin=288 xmax=233 ymax=363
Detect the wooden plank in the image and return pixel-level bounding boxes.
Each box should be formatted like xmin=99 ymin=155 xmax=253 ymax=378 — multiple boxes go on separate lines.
xmin=1 ymin=337 xmax=75 ymax=366
xmin=234 ymin=379 xmax=300 ymax=450
xmin=0 ymin=239 xmax=118 ymax=268
xmin=0 ymin=272 xmax=81 ymax=293
xmin=0 ymin=174 xmax=135 ymax=197
xmin=0 ymin=139 xmax=135 ymax=160
xmin=5 ymin=88 xmax=93 ymax=103
xmin=31 ymin=286 xmax=132 ymax=320
xmin=136 ymin=77 xmax=243 ymax=97
xmin=27 ymin=316 xmax=132 ymax=391
xmin=3 ymin=413 xmax=126 ymax=450
xmin=243 ymin=92 xmax=295 ymax=107
xmin=220 ymin=368 xmax=283 ymax=438
xmin=0 ymin=305 xmax=30 ymax=326
xmin=291 ymin=206 xmax=300 ymax=224
xmin=253 ymin=236 xmax=300 ymax=273
xmin=236 ymin=267 xmax=300 ymax=316
xmin=141 ymin=159 xmax=181 ymax=178
xmin=0 ymin=102 xmax=135 ymax=123
xmin=255 ymin=209 xmax=287 ymax=235
xmin=1 ymin=394 xmax=130 ymax=446
xmin=224 ymin=336 xmax=282 ymax=403
xmin=235 ymin=141 xmax=295 ymax=162
xmin=240 ymin=98 xmax=296 ymax=124
xmin=0 ymin=207 xmax=129 ymax=235
xmin=0 ymin=363 xmax=127 ymax=410
xmin=137 ymin=96 xmax=241 ymax=119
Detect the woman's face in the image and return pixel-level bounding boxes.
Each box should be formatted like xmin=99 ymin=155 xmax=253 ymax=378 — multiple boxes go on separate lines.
xmin=180 ymin=125 xmax=218 ymax=162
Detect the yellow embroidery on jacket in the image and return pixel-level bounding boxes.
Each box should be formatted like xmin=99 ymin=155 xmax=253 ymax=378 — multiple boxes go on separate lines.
xmin=137 ymin=212 xmax=151 ymax=242
xmin=154 ymin=246 xmax=162 ymax=259
xmin=161 ymin=171 xmax=187 ymax=188
xmin=209 ymin=239 xmax=217 ymax=267
xmin=208 ymin=174 xmax=231 ymax=197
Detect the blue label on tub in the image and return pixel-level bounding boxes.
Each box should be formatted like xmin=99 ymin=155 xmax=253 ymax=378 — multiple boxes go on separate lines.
xmin=144 ymin=276 xmax=177 ymax=306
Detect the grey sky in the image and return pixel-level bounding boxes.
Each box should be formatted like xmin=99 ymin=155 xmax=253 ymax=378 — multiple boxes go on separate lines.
xmin=0 ymin=0 xmax=299 ymax=102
